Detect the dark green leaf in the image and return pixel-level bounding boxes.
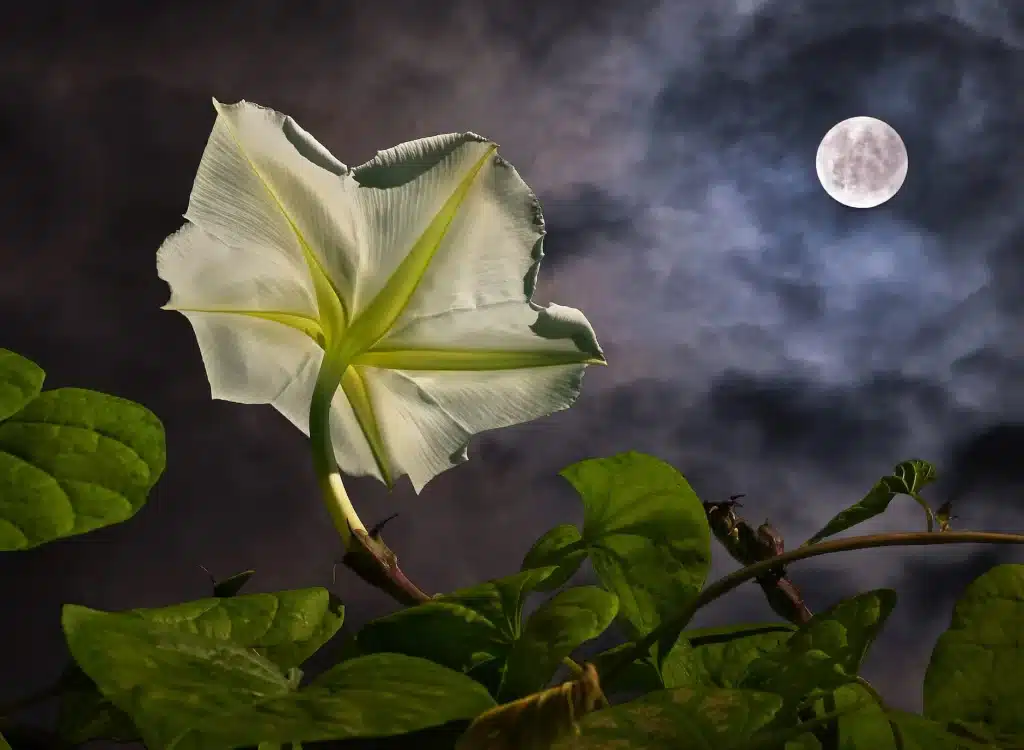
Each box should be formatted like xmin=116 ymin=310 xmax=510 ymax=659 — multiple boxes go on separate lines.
xmin=213 ymin=569 xmax=256 ymax=598
xmin=441 ymin=568 xmax=558 ymax=641
xmin=784 ymin=734 xmax=821 ymax=750
xmin=803 ymin=460 xmax=937 ymax=545
xmin=684 ymin=623 xmax=796 ymax=689
xmin=356 ymin=569 xmax=557 ymax=695
xmin=590 ymin=641 xmax=665 ymax=695
xmin=520 ymin=523 xmax=586 ymax=591
xmin=0 ymin=387 xmax=165 ymax=550
xmin=923 ymin=563 xmax=1024 ymax=736
xmin=828 ymin=688 xmax=1001 ymax=750
xmin=549 ymin=686 xmax=782 ymax=749
xmin=945 ymin=719 xmax=1022 ymax=748
xmin=499 ymin=586 xmax=618 ymax=700
xmin=357 ymin=599 xmax=508 ymax=675
xmin=593 ymin=624 xmax=795 ymax=697
xmin=805 ymin=683 xmax=894 ymax=750
xmin=590 ymin=639 xmax=703 ymax=696
xmin=742 ymin=590 xmax=897 ymax=705
xmin=57 ymin=591 xmax=342 ymax=745
xmin=886 ymin=710 xmax=999 ymax=750
xmin=0 ymin=729 xmax=9 ymax=750
xmin=0 ymin=349 xmax=44 ymax=421
xmin=525 ymin=452 xmax=711 ymax=637
xmin=56 ymin=665 xmax=140 ymax=745
xmin=64 ymin=604 xmax=494 ymax=748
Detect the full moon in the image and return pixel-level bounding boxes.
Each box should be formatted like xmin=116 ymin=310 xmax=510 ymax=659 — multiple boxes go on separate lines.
xmin=815 ymin=116 xmax=908 ymax=208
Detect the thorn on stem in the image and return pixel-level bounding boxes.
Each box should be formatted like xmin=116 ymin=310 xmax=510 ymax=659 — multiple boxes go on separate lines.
xmin=369 ymin=512 xmax=400 ymax=539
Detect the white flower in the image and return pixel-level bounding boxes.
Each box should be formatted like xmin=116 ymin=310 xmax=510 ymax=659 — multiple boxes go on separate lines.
xmin=157 ymin=100 xmax=603 ymax=495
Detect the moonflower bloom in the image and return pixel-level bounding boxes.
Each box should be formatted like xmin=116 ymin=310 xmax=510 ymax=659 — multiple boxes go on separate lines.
xmin=157 ymin=100 xmax=603 ymax=542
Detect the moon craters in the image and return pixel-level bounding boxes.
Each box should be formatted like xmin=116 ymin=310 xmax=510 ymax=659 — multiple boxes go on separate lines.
xmin=816 ymin=117 xmax=908 ymax=208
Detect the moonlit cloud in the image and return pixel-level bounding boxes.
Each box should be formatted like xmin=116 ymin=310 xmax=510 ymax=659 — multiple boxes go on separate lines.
xmin=0 ymin=0 xmax=1021 ymax=729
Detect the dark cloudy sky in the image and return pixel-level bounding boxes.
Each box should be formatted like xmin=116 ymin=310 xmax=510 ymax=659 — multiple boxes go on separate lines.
xmin=1 ymin=0 xmax=1022 ymax=742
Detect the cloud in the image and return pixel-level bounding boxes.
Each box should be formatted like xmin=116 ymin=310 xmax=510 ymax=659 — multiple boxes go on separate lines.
xmin=0 ymin=0 xmax=1021 ymax=724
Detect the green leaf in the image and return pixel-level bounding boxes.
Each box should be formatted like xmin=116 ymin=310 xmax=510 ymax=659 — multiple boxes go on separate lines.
xmin=521 ymin=523 xmax=586 ymax=591
xmin=549 ymin=686 xmax=783 ymax=749
xmin=523 ymin=452 xmax=711 ymax=637
xmin=808 ymin=683 xmax=894 ymax=750
xmin=590 ymin=641 xmax=665 ymax=695
xmin=887 ymin=711 xmax=1001 ymax=750
xmin=923 ymin=563 xmax=1024 ymax=736
xmin=803 ymin=460 xmax=937 ymax=545
xmin=57 ymin=590 xmax=343 ymax=745
xmin=742 ymin=590 xmax=897 ymax=705
xmin=212 ymin=568 xmax=256 ymax=598
xmin=684 ymin=623 xmax=797 ymax=689
xmin=442 ymin=568 xmax=558 ymax=641
xmin=63 ymin=604 xmax=494 ymax=748
xmin=0 ymin=349 xmax=44 ymax=421
xmin=357 ymin=599 xmax=509 ymax=675
xmin=827 ymin=688 xmax=1000 ymax=750
xmin=592 ymin=638 xmax=704 ymax=696
xmin=593 ymin=623 xmax=795 ymax=697
xmin=0 ymin=387 xmax=166 ymax=550
xmin=356 ymin=569 xmax=557 ymax=694
xmin=56 ymin=665 xmax=140 ymax=745
xmin=499 ymin=586 xmax=618 ymax=700
xmin=129 ymin=587 xmax=345 ymax=670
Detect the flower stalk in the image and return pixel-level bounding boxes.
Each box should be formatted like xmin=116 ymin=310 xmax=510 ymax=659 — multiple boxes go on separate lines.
xmin=310 ymin=356 xmax=430 ymax=605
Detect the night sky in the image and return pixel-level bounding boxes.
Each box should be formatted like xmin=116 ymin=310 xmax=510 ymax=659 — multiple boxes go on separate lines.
xmin=1 ymin=0 xmax=1022 ymax=743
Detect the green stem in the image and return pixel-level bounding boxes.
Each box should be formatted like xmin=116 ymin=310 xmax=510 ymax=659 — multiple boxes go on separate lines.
xmin=309 ymin=356 xmax=362 ymax=548
xmin=309 ymin=355 xmax=430 ymax=605
xmin=562 ymin=656 xmax=584 ymax=676
xmin=600 ymin=530 xmax=1024 ymax=684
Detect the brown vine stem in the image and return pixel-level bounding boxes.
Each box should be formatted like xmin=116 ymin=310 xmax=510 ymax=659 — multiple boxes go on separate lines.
xmin=599 ymin=530 xmax=1024 ymax=685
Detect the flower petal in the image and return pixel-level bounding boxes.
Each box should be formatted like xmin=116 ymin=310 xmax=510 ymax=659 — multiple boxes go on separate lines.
xmin=341 ymin=134 xmax=540 ymax=353
xmin=363 ymin=301 xmax=604 ymax=368
xmin=186 ymin=99 xmax=361 ymax=339
xmin=157 ymin=223 xmax=321 ymax=339
xmin=176 ymin=309 xmax=321 ymax=429
xmin=330 ymin=370 xmax=388 ymax=484
xmin=336 ymin=300 xmax=602 ymax=490
xmin=358 ymin=361 xmax=587 ymax=493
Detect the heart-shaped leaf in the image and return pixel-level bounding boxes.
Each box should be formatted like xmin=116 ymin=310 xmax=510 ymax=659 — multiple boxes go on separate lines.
xmin=0 ymin=349 xmax=44 ymax=421
xmin=684 ymin=623 xmax=797 ymax=689
xmin=0 ymin=387 xmax=165 ymax=550
xmin=593 ymin=623 xmax=795 ymax=696
xmin=130 ymin=587 xmax=345 ymax=670
xmin=358 ymin=570 xmax=615 ymax=701
xmin=64 ymin=604 xmax=494 ymax=748
xmin=742 ymin=590 xmax=897 ymax=706
xmin=58 ymin=589 xmax=343 ymax=745
xmin=56 ymin=664 xmax=141 ymax=745
xmin=499 ymin=586 xmax=618 ymax=700
xmin=887 ymin=711 xmax=1000 ymax=750
xmin=522 ymin=452 xmax=711 ymax=637
xmin=923 ymin=563 xmax=1024 ymax=736
xmin=803 ymin=460 xmax=937 ymax=545
xmin=550 ymin=686 xmax=783 ymax=749
xmin=520 ymin=524 xmax=587 ymax=591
